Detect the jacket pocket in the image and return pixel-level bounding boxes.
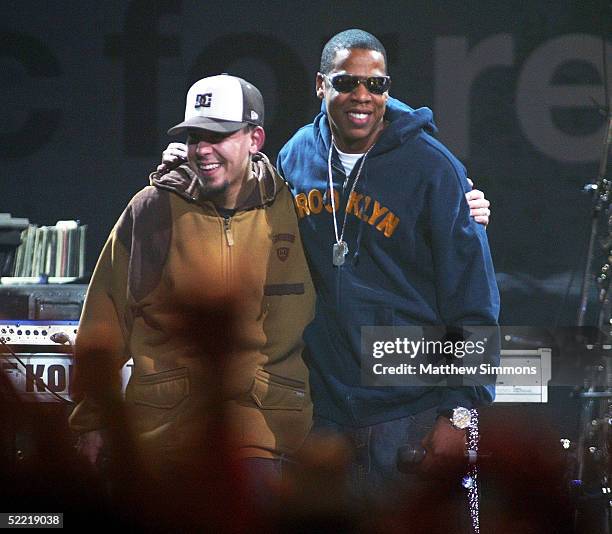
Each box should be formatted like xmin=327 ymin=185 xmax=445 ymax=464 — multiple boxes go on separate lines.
xmin=249 ymin=369 xmax=306 ymax=411
xmin=263 ymin=283 xmax=305 ymax=296
xmin=128 ymin=367 xmax=190 ymax=409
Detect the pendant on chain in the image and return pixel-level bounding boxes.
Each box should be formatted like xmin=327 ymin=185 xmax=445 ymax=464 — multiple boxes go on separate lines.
xmin=332 ymin=241 xmax=349 ymax=266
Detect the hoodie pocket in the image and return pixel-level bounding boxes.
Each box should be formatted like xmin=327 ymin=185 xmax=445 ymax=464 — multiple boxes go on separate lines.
xmin=128 ymin=367 xmax=190 ymax=409
xmin=249 ymin=369 xmax=306 ymax=411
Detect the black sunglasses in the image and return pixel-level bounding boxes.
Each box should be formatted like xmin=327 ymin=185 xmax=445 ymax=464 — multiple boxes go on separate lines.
xmin=324 ymin=73 xmax=391 ymax=95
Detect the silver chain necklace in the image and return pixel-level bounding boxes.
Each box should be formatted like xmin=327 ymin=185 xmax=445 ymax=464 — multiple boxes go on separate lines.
xmin=328 ymin=141 xmax=373 ymax=266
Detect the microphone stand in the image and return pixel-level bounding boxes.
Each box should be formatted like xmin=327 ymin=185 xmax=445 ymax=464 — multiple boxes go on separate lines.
xmin=577 ymin=111 xmax=612 ymax=327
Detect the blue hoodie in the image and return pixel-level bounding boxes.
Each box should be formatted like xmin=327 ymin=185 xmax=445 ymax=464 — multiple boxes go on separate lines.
xmin=277 ymin=97 xmax=500 ymax=427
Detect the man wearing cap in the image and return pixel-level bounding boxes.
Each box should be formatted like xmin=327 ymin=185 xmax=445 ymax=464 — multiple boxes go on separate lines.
xmin=69 ymin=75 xmax=316 ymax=482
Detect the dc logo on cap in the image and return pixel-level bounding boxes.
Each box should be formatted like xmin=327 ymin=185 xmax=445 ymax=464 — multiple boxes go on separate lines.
xmin=195 ymin=93 xmax=212 ymax=108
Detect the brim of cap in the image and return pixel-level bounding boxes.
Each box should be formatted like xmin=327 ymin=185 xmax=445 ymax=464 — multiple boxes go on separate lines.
xmin=167 ymin=117 xmax=248 ymax=135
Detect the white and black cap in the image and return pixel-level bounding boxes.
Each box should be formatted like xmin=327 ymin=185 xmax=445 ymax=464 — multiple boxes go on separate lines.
xmin=168 ymin=74 xmax=264 ymax=135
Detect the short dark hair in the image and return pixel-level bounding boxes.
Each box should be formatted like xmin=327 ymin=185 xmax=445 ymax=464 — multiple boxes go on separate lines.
xmin=319 ymin=29 xmax=387 ymax=74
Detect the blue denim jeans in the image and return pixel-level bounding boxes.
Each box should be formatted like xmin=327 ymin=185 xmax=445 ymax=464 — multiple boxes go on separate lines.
xmin=312 ymin=408 xmax=437 ymax=502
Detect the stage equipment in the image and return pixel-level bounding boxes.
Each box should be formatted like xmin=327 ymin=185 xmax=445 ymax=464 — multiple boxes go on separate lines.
xmin=563 ymin=345 xmax=612 ymax=534
xmin=578 ymin=111 xmax=612 ymax=328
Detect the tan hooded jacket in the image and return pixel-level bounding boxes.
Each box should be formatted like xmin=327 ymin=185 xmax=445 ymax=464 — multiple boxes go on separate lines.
xmin=69 ymin=154 xmax=315 ymax=464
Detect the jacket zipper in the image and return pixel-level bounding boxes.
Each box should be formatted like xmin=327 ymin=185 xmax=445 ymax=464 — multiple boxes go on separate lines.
xmin=223 ymin=217 xmax=234 ymax=246
xmin=223 ymin=217 xmax=233 ymax=298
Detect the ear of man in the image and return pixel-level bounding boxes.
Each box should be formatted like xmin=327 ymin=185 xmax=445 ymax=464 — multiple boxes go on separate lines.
xmin=249 ymin=125 xmax=266 ymax=154
xmin=315 ymin=73 xmax=325 ymax=100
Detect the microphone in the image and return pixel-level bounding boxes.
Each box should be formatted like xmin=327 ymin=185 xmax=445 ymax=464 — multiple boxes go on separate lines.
xmin=396 ymin=446 xmax=481 ymax=473
xmin=397 ymin=446 xmax=426 ymax=473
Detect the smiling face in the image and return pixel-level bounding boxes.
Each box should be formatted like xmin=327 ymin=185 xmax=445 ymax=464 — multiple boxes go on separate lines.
xmin=316 ymin=47 xmax=388 ymax=153
xmin=186 ymin=126 xmax=264 ymax=208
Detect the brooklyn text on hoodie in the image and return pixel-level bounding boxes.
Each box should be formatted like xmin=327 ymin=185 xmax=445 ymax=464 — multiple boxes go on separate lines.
xmin=293 ymin=188 xmax=400 ymax=238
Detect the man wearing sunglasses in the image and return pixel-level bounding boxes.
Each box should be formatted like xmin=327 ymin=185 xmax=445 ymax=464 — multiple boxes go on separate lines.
xmin=276 ymin=28 xmax=499 ymax=503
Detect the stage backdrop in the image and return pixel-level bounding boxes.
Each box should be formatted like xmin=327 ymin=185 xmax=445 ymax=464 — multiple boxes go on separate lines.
xmin=1 ymin=0 xmax=610 ymax=325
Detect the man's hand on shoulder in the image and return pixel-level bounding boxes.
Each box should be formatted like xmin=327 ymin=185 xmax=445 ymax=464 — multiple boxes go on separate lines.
xmin=418 ymin=416 xmax=466 ymax=479
xmin=465 ymin=178 xmax=491 ymax=226
xmin=156 ymin=142 xmax=188 ymax=173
